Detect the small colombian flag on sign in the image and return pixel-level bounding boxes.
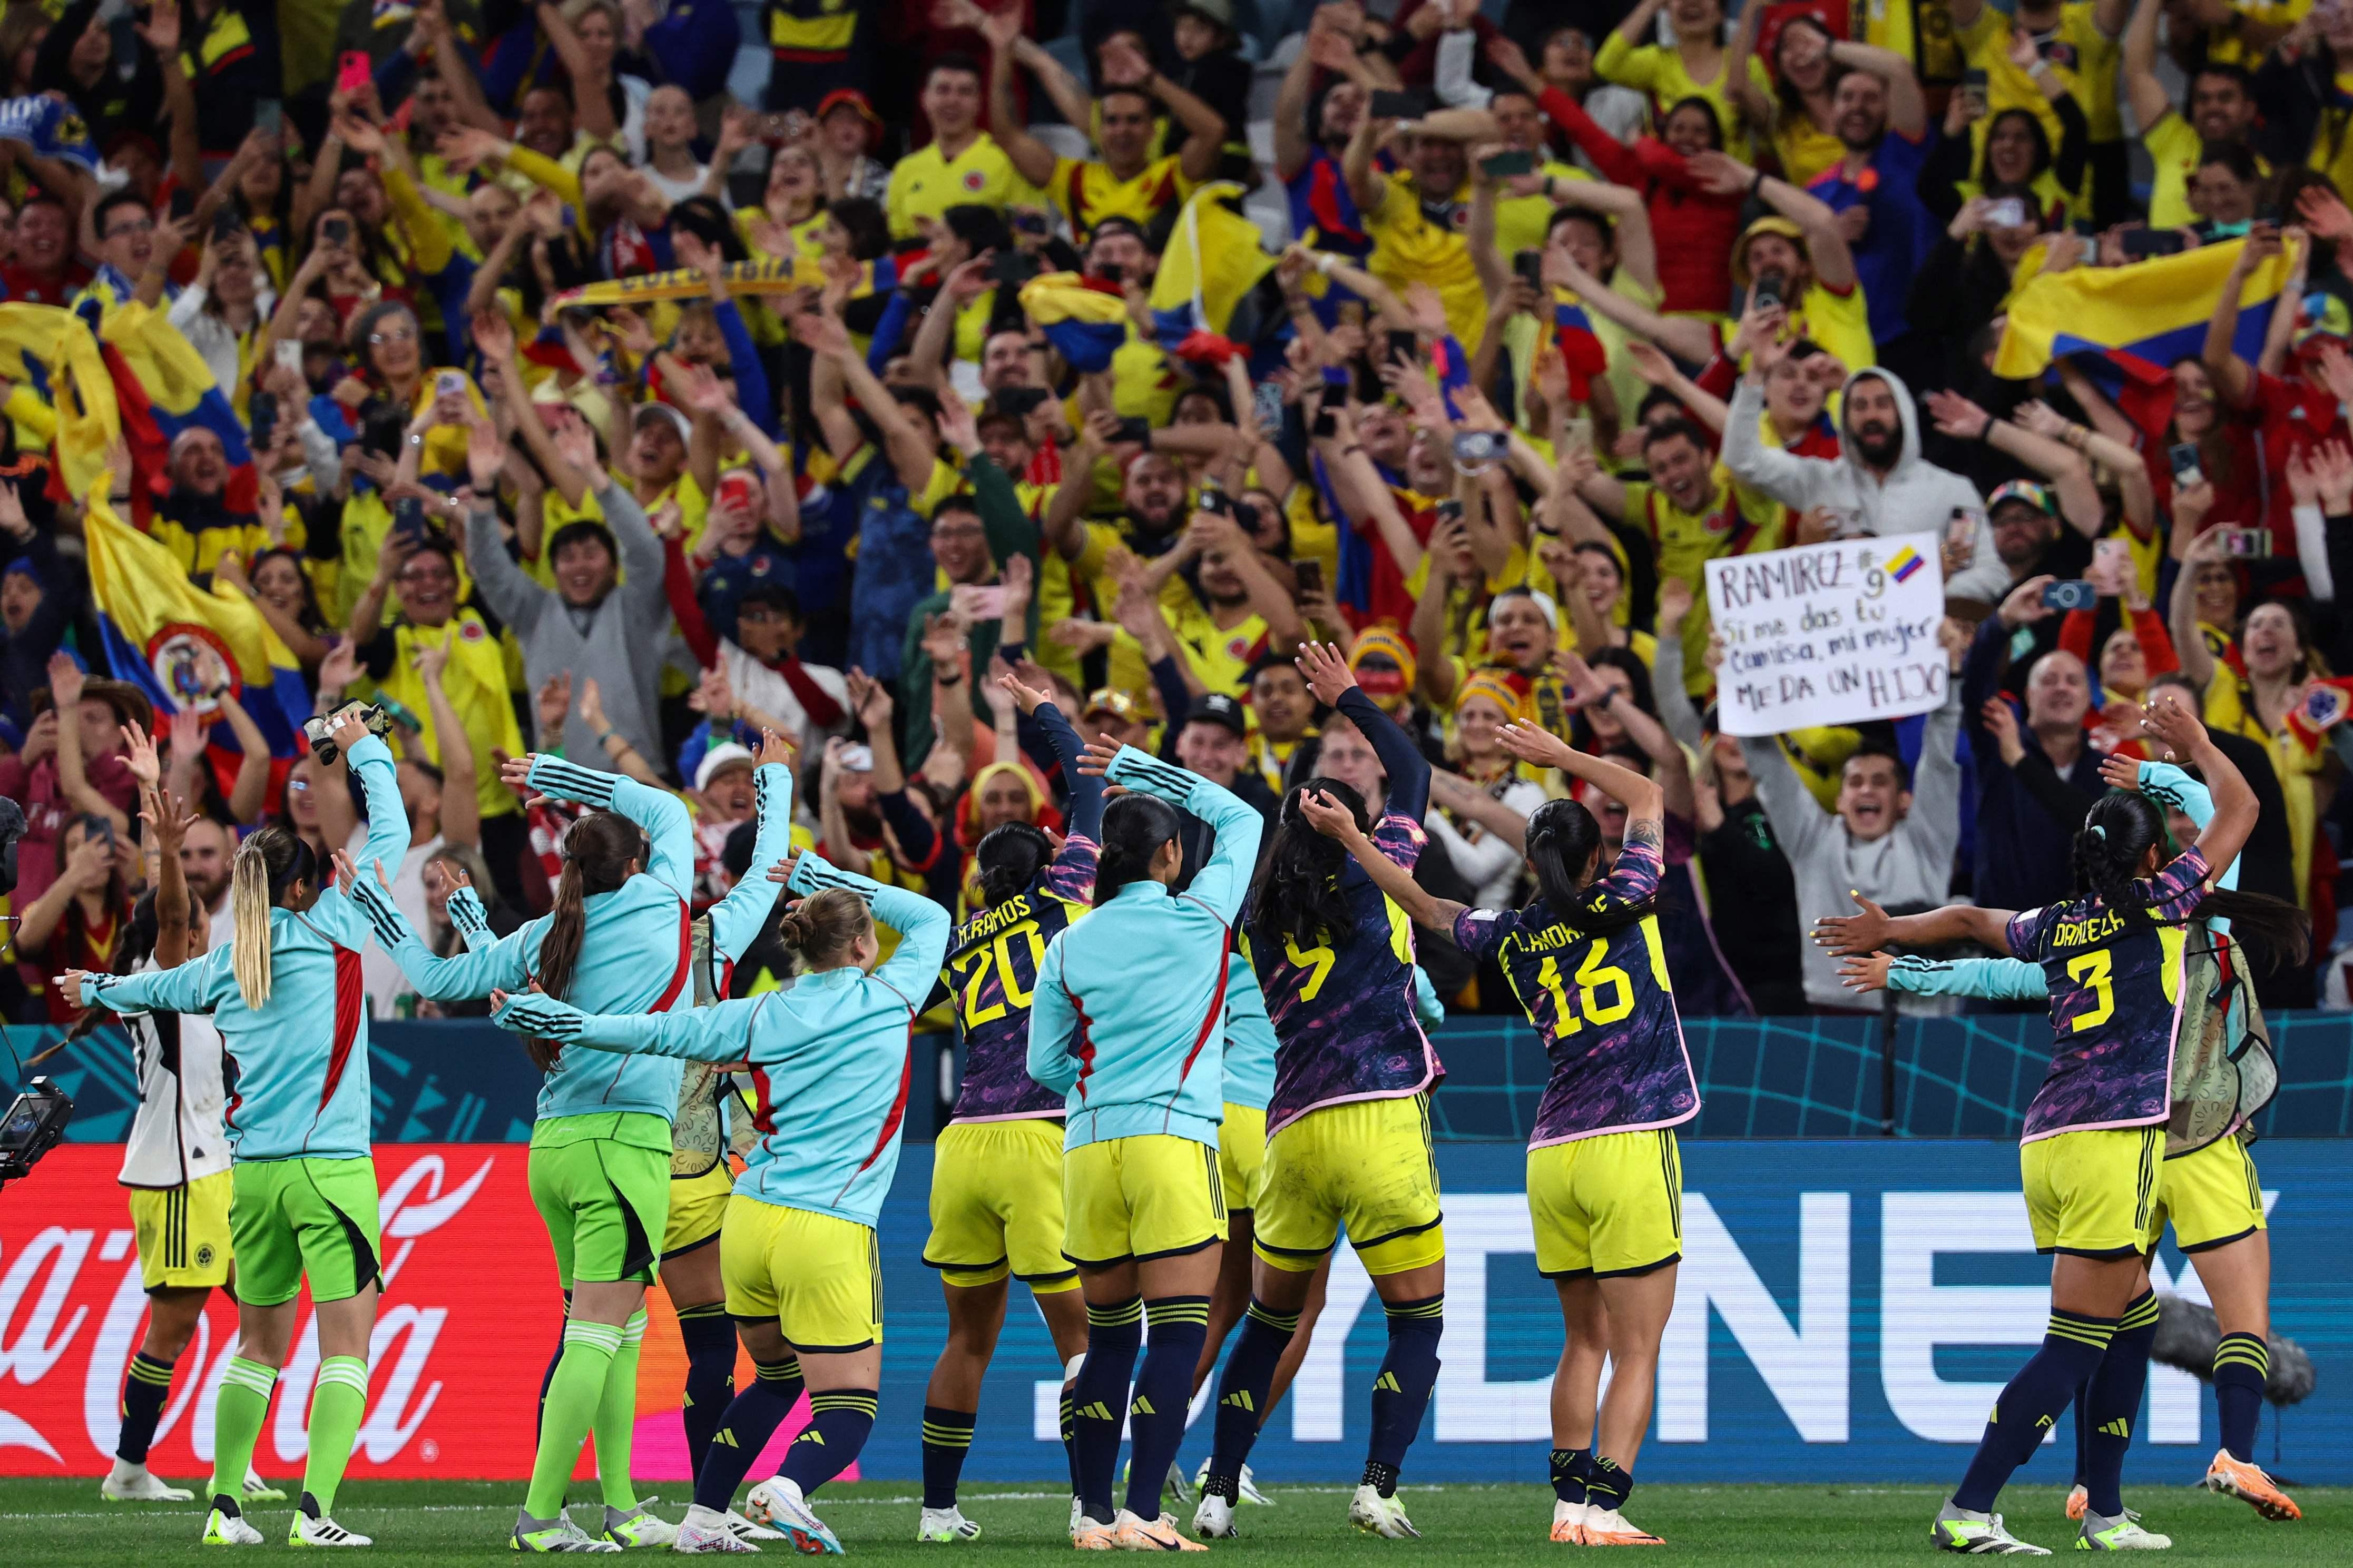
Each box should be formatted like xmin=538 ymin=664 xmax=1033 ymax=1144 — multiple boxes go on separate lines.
xmin=1886 ymin=546 xmax=1924 ymax=583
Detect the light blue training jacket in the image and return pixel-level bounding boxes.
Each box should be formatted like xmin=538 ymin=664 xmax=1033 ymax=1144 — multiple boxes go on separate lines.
xmin=348 ymin=754 xmax=795 ymax=1123
xmin=1027 ymin=747 xmax=1264 ymax=1152
xmin=85 ymin=736 xmax=410 ymax=1162
xmin=489 ymin=854 xmax=951 ymax=1228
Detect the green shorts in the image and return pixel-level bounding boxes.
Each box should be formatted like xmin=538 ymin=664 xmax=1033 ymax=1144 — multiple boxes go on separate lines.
xmin=530 ymin=1113 xmax=673 ymax=1288
xmin=230 ymin=1157 xmax=383 ymax=1308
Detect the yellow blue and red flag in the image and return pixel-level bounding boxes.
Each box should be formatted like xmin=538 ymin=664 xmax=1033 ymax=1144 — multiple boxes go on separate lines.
xmin=1019 ymin=271 xmax=1131 ymax=373
xmin=0 ymin=303 xmax=119 ymax=501
xmin=1148 ymin=182 xmax=1277 ymax=364
xmin=96 ymin=302 xmax=259 ymax=515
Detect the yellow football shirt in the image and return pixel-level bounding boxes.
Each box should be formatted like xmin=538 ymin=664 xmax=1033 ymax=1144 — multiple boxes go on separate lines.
xmin=886 ymin=133 xmax=1029 ymax=239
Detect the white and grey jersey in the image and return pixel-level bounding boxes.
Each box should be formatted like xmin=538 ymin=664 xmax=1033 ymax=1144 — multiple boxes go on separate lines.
xmin=116 ymin=958 xmax=231 ymax=1190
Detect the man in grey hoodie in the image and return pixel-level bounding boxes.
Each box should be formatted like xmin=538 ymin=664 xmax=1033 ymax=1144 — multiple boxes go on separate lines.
xmin=1721 ymin=340 xmax=2012 ymax=608
xmin=463 ymin=426 xmax=672 ymax=771
xmin=1738 ymin=626 xmax=1968 ymax=1012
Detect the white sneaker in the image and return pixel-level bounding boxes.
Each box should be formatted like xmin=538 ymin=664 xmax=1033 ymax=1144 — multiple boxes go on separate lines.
xmin=203 ymin=1505 xmax=266 ymax=1546
xmin=2079 ymin=1511 xmax=2172 ymax=1552
xmin=916 ymin=1505 xmax=980 ymax=1542
xmin=1163 ymin=1459 xmax=1192 ymax=1507
xmin=103 ymin=1462 xmax=193 ymax=1502
xmin=1191 ymin=1491 xmax=1236 ymax=1540
xmin=1348 ymin=1485 xmax=1421 ymax=1539
xmin=1579 ymin=1507 xmax=1664 ymax=1546
xmin=513 ymin=1511 xmax=622 ymax=1553
xmin=743 ymin=1478 xmax=840 ymax=1556
xmin=723 ymin=1510 xmax=785 ymax=1544
xmin=603 ymin=1505 xmax=679 ymax=1549
xmin=674 ymin=1506 xmax=760 ymax=1554
xmin=288 ymin=1509 xmax=374 ymax=1547
xmin=244 ymin=1468 xmax=288 ymax=1503
xmin=1550 ymin=1500 xmax=1589 ymax=1544
xmin=1236 ymin=1467 xmax=1270 ymax=1507
xmin=1932 ymin=1500 xmax=2048 ymax=1555
xmin=1070 ymin=1497 xmax=1086 ymax=1542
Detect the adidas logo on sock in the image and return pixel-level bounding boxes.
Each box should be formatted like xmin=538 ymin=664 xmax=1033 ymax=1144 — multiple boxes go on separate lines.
xmin=712 ymin=1430 xmax=738 ymax=1448
xmin=1075 ymin=1402 xmax=1114 ymax=1421
xmin=1220 ymin=1392 xmax=1254 ymax=1412
xmin=1130 ymin=1396 xmax=1156 ymax=1416
xmin=2099 ymin=1419 xmax=2130 ymax=1437
xmin=1374 ymin=1373 xmax=1402 ymax=1393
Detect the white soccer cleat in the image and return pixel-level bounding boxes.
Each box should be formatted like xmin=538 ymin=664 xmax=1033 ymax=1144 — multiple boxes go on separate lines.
xmin=2077 ymin=1511 xmax=2171 ymax=1552
xmin=1163 ymin=1460 xmax=1192 ymax=1507
xmin=1932 ymin=1500 xmax=2048 ymax=1555
xmin=1577 ymin=1507 xmax=1663 ymax=1546
xmin=1191 ymin=1491 xmax=1236 ymax=1541
xmin=724 ymin=1510 xmax=785 ymax=1544
xmin=203 ymin=1505 xmax=266 ymax=1546
xmin=604 ymin=1505 xmax=679 ymax=1549
xmin=1550 ymin=1499 xmax=1590 ymax=1544
xmin=674 ymin=1506 xmax=761 ymax=1554
xmin=916 ymin=1506 xmax=981 ymax=1542
xmin=513 ymin=1510 xmax=622 ymax=1553
xmin=244 ymin=1468 xmax=288 ymax=1503
xmin=288 ymin=1509 xmax=374 ymax=1547
xmin=1348 ymin=1485 xmax=1421 ymax=1539
xmin=103 ymin=1462 xmax=194 ymax=1502
xmin=1235 ymin=1467 xmax=1269 ymax=1507
xmin=743 ymin=1478 xmax=840 ymax=1556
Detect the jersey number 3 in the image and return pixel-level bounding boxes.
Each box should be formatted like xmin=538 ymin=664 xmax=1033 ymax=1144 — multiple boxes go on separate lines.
xmin=2064 ymin=949 xmax=2115 ymax=1033
xmin=953 ymin=921 xmax=1047 ymax=1029
xmin=1536 ymin=942 xmax=1636 ymax=1036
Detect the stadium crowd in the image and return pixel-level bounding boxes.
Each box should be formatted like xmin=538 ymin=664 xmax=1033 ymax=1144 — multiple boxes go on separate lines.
xmin=9 ymin=0 xmax=2353 ymax=1027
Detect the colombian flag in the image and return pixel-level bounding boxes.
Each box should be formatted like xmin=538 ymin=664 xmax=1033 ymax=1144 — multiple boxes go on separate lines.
xmin=1148 ymin=182 xmax=1277 ymax=363
xmin=1019 ymin=272 xmax=1130 ymax=373
xmin=1552 ymin=295 xmax=1609 ymax=401
xmin=83 ymin=486 xmax=313 ymax=760
xmin=96 ymin=302 xmax=258 ymax=516
xmin=0 ymin=303 xmax=119 ymax=501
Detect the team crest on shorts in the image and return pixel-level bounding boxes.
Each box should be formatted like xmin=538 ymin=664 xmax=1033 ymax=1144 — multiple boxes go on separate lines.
xmin=146 ymin=624 xmax=243 ymax=717
xmin=195 ymin=1244 xmax=216 ymax=1268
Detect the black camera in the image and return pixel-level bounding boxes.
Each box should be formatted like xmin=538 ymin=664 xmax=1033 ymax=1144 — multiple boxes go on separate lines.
xmin=0 ymin=1076 xmax=72 ymax=1188
xmin=303 ymin=701 xmax=395 ymax=766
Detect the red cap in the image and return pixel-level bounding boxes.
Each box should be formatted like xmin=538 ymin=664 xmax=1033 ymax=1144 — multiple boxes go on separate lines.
xmin=816 ymin=89 xmax=883 ymax=149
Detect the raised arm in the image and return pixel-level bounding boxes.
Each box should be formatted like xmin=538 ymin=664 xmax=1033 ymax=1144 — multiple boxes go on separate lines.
xmin=1093 ymin=742 xmax=1264 ymax=922
xmin=2203 ymin=232 xmax=2273 ymax=410
xmin=988 ymin=27 xmax=1064 ymax=189
xmin=2140 ymin=694 xmax=2259 ymax=875
xmin=783 ymin=850 xmax=953 ymax=1001
xmin=521 ymin=752 xmax=697 ymax=898
xmin=2121 ymin=0 xmax=2172 ymax=133
xmin=707 ymin=738 xmax=800 ymax=962
xmin=1301 ymin=640 xmax=1430 ymax=818
xmin=1298 ymin=788 xmax=1463 ymax=934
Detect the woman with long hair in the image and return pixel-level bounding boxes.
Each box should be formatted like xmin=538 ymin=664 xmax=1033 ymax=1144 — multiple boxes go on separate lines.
xmin=1295 ymin=724 xmax=1691 ymax=1548
xmin=1193 ymin=640 xmax=1443 ymax=1544
xmin=913 ymin=672 xmax=1101 ymax=1541
xmin=1839 ymin=748 xmax=2304 ymax=1531
xmin=1815 ymin=697 xmax=2302 ymax=1554
xmin=488 ymin=849 xmax=952 ymax=1557
xmin=345 ymin=737 xmax=796 ymax=1550
xmin=17 ymin=811 xmax=133 ymax=1019
xmin=1024 ymin=727 xmax=1265 ymax=1549
xmin=61 ymin=708 xmax=408 ymax=1548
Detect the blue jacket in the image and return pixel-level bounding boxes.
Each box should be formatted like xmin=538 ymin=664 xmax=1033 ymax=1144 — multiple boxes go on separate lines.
xmin=86 ymin=736 xmax=409 ymax=1162
xmin=1027 ymin=748 xmax=1264 ymax=1151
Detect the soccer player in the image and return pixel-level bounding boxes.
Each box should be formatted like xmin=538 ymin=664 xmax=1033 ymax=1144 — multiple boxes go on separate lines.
xmin=489 ymin=852 xmax=950 ymax=1557
xmin=1025 ymin=735 xmax=1266 ymax=1550
xmin=1840 ymin=750 xmax=2302 ymax=1536
xmin=63 ymin=708 xmax=408 ymax=1549
xmin=1297 ymin=723 xmax=1694 ymax=1547
xmin=348 ymin=737 xmax=798 ymax=1550
xmin=1815 ymin=697 xmax=2303 ymax=1555
xmin=1194 ymin=641 xmax=1444 ymax=1543
xmin=914 ymin=672 xmax=1102 ymax=1542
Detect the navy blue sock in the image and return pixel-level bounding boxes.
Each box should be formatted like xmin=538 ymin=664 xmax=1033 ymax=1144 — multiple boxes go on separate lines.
xmin=1365 ymin=1294 xmax=1443 ymax=1484
xmin=1953 ymin=1311 xmax=2117 ymax=1513
xmin=1124 ymin=1298 xmax=1209 ymax=1519
xmin=1071 ymin=1298 xmax=1143 ymax=1525
xmin=2213 ymin=1332 xmax=2269 ymax=1463
xmin=691 ymin=1357 xmax=804 ymax=1514
xmin=675 ymin=1303 xmax=738 ymax=1480
xmin=2082 ymin=1292 xmax=2159 ymax=1518
xmin=779 ymin=1389 xmax=877 ymax=1496
xmin=1550 ymin=1447 xmax=1593 ymax=1506
xmin=920 ymin=1406 xmax=976 ymax=1511
xmin=1586 ymin=1456 xmax=1635 ymax=1514
xmin=116 ymin=1352 xmax=177 ymax=1464
xmin=1203 ymin=1298 xmax=1298 ymax=1495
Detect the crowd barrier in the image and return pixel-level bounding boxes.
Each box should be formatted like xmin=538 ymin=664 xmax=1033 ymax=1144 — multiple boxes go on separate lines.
xmin=3 ymin=1140 xmax=2347 ymax=1484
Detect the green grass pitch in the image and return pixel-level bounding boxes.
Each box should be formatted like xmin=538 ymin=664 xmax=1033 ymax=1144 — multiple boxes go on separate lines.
xmin=1 ymin=1480 xmax=2346 ymax=1563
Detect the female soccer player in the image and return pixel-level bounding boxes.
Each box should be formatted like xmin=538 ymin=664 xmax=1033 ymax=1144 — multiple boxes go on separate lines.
xmin=489 ymin=852 xmax=950 ymax=1557
xmin=346 ymin=737 xmax=798 ymax=1551
xmin=915 ymin=672 xmax=1101 ymax=1543
xmin=1295 ymin=722 xmax=1694 ymax=1547
xmin=1838 ymin=748 xmax=2303 ymax=1541
xmin=63 ymin=708 xmax=407 ymax=1549
xmin=1025 ymin=735 xmax=1265 ymax=1551
xmin=1815 ymin=697 xmax=2301 ymax=1556
xmin=1194 ymin=640 xmax=1444 ymax=1544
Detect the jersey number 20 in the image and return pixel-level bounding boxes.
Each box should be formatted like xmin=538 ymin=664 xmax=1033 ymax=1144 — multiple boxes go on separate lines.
xmin=953 ymin=921 xmax=1047 ymax=1028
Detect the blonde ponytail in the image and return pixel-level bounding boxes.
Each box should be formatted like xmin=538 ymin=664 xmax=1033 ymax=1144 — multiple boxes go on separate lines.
xmin=230 ymin=840 xmax=275 ymax=1009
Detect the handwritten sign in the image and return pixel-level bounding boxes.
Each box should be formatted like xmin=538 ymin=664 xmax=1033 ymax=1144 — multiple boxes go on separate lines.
xmin=1704 ymin=533 xmax=1947 ymax=737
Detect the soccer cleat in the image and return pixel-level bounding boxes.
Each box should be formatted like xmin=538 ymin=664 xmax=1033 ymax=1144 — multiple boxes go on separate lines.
xmin=513 ymin=1510 xmax=622 ymax=1553
xmin=743 ymin=1478 xmax=841 ymax=1556
xmin=674 ymin=1507 xmax=762 ymax=1555
xmin=725 ymin=1511 xmax=787 ymax=1544
xmin=604 ymin=1506 xmax=679 ymax=1549
xmin=289 ymin=1511 xmax=374 ymax=1547
xmin=245 ymin=1468 xmax=289 ymax=1503
xmin=1550 ymin=1499 xmax=1589 ymax=1544
xmin=1072 ymin=1511 xmax=1117 ymax=1551
xmin=2075 ymin=1511 xmax=2171 ymax=1551
xmin=1933 ymin=1500 xmax=2050 ymax=1555
xmin=1191 ymin=1492 xmax=1236 ymax=1541
xmin=2203 ymin=1449 xmax=2301 ymax=1521
xmin=102 ymin=1462 xmax=194 ymax=1502
xmin=1109 ymin=1510 xmax=1207 ymax=1551
xmin=2065 ymin=1487 xmax=2088 ymax=1523
xmin=204 ymin=1502 xmax=266 ymax=1546
xmin=1348 ymin=1486 xmax=1421 ymax=1540
xmin=1164 ymin=1460 xmax=1192 ymax=1507
xmin=1189 ymin=1462 xmax=1269 ymax=1507
xmin=917 ymin=1506 xmax=981 ymax=1543
xmin=1579 ymin=1508 xmax=1662 ymax=1546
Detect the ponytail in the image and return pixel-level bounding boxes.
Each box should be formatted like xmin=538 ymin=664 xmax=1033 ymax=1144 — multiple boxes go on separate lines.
xmin=1094 ymin=793 xmax=1182 ymax=905
xmin=1525 ymin=798 xmax=1654 ymax=934
xmin=526 ymin=811 xmax=646 ymax=1072
xmin=230 ymin=827 xmax=305 ymax=1010
xmin=1250 ymin=780 xmax=1365 ymax=954
xmin=2075 ymin=790 xmax=2311 ymax=973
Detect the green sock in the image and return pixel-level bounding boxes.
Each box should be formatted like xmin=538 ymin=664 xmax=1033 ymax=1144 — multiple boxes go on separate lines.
xmin=208 ymin=1357 xmax=278 ymax=1506
xmin=301 ymin=1356 xmax=370 ymax=1517
xmin=526 ymin=1320 xmax=623 ymax=1519
xmin=593 ymin=1311 xmax=647 ymax=1511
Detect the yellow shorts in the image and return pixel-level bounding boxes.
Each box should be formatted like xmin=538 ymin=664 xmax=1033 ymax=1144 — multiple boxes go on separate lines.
xmin=719 ymin=1196 xmax=883 ymax=1352
xmin=1254 ymin=1094 xmax=1444 ymax=1277
xmin=926 ymin=1119 xmax=1078 ymax=1291
xmin=1527 ymin=1128 xmax=1685 ymax=1279
xmin=129 ymin=1169 xmax=233 ymax=1291
xmin=2153 ymin=1135 xmax=2267 ymax=1253
xmin=1062 ymin=1132 xmax=1228 ymax=1268
xmin=1218 ymin=1102 xmax=1267 ymax=1214
xmin=2021 ymin=1126 xmax=2164 ymax=1259
xmin=663 ymin=1160 xmax=736 ymax=1259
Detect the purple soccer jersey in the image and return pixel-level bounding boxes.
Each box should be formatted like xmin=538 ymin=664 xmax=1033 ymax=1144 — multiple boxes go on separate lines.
xmin=2005 ymin=846 xmax=2211 ymax=1143
xmin=1453 ymin=837 xmax=1700 ymax=1147
xmin=941 ymin=835 xmax=1099 ymax=1123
